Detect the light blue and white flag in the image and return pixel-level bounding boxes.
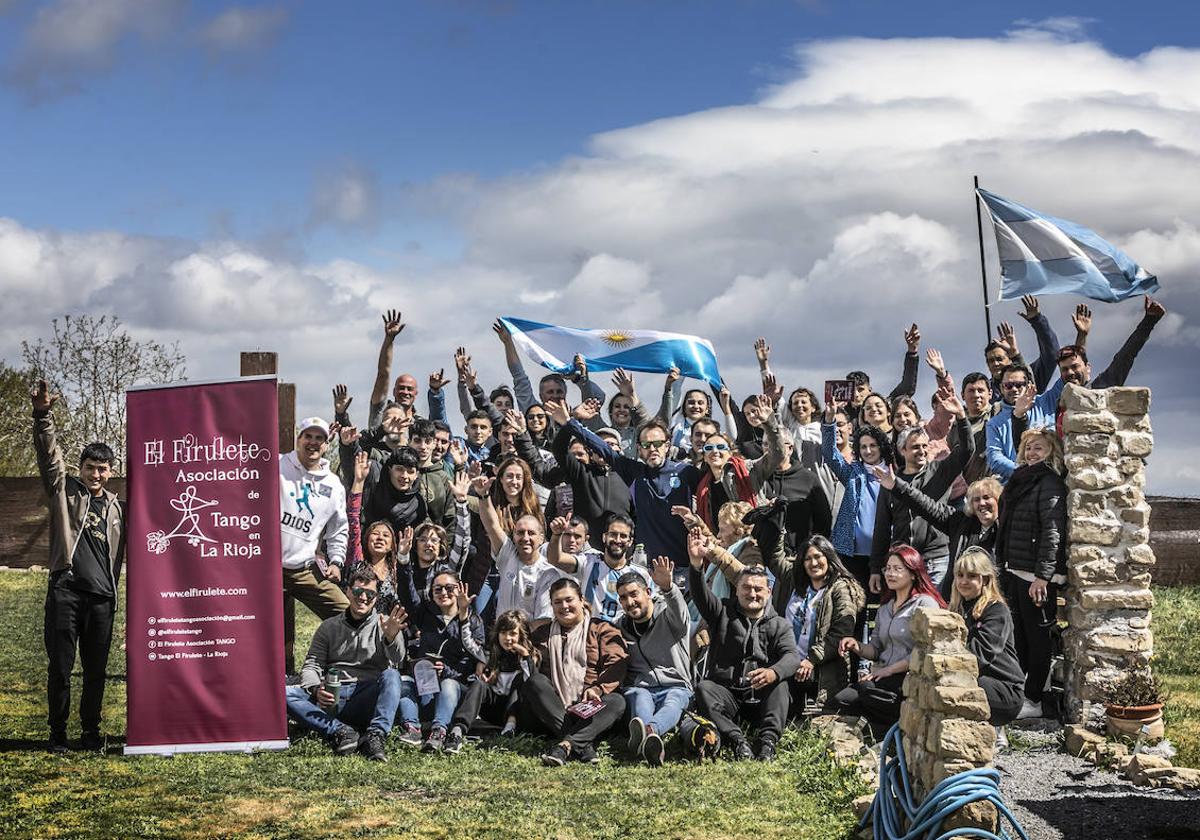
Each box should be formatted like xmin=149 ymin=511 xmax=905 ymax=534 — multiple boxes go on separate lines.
xmin=498 ymin=317 xmax=723 ymax=388
xmin=977 ymin=189 xmax=1159 ymax=303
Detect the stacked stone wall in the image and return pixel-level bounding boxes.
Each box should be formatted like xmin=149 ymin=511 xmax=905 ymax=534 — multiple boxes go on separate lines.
xmin=899 ymin=608 xmax=997 ymax=833
xmin=1061 ymin=384 xmax=1155 ymax=722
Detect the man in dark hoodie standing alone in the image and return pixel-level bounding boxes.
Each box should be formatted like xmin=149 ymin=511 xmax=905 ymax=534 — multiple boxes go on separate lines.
xmin=688 ymin=528 xmax=802 ymax=762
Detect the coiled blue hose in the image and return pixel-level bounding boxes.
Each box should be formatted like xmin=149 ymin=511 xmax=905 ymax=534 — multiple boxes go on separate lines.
xmin=861 ymin=723 xmax=1030 ymax=840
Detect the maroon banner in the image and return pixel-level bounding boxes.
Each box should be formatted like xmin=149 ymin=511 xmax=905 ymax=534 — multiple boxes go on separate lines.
xmin=124 ymin=377 xmax=287 ymax=754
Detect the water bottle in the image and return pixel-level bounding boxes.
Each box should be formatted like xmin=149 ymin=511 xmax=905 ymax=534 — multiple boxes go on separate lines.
xmin=323 ymin=667 xmax=341 ymax=709
xmin=631 ymin=543 xmax=647 ymax=568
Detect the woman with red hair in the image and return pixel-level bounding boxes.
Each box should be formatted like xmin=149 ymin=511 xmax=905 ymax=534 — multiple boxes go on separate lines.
xmin=834 ymin=543 xmax=945 ymax=734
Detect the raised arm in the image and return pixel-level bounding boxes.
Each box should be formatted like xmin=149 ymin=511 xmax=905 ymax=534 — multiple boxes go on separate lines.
xmin=30 ymin=380 xmax=66 ymax=497
xmin=370 ymin=310 xmax=405 ymax=410
xmin=1091 ymin=297 xmax=1165 ymax=389
xmin=472 ymin=476 xmax=507 ymax=556
xmin=1018 ymin=295 xmax=1061 ymax=392
xmin=820 ymin=402 xmax=853 ymax=484
xmin=544 ymin=516 xmax=582 ymax=574
xmin=887 ymin=323 xmax=921 ymax=400
xmin=686 ymin=528 xmax=725 ymax=624
xmin=656 ymin=367 xmax=682 ymax=424
xmin=427 ymin=369 xmax=450 ymax=424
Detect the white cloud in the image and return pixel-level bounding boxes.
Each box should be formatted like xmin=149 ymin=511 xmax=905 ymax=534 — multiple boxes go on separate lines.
xmin=198 ymin=5 xmax=288 ymax=52
xmin=4 ymin=29 xmax=1200 ymax=493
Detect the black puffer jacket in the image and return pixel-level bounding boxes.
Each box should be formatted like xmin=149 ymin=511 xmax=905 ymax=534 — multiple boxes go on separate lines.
xmin=994 ymin=462 xmax=1066 ymax=581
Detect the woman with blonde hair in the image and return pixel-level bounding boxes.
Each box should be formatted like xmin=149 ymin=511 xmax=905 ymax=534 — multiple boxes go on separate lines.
xmin=994 ymin=426 xmax=1067 ymax=720
xmin=948 ymin=547 xmax=1024 ymax=728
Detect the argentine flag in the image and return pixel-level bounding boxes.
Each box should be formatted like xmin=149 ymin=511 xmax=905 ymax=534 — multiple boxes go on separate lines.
xmin=978 ymin=189 xmax=1159 ymax=303
xmin=498 ymin=317 xmax=723 ymax=389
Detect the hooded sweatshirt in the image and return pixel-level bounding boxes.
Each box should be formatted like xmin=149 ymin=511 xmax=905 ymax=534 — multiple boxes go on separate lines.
xmin=280 ymin=450 xmax=348 ymax=571
xmin=618 ymin=584 xmax=692 ymax=690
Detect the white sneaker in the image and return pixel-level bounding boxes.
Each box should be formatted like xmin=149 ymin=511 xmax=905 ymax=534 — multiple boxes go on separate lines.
xmin=994 ymin=726 xmax=1009 ymax=751
xmin=1016 ymin=699 xmax=1043 ymax=720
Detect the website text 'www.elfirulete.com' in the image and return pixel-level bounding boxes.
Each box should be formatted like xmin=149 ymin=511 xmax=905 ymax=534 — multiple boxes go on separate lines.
xmin=159 ymin=587 xmax=249 ymax=599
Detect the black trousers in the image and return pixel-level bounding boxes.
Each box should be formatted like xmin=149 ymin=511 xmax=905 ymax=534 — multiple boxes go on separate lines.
xmin=451 ymin=678 xmax=516 ymax=732
xmin=834 ymin=673 xmax=905 ymax=735
xmin=44 ymin=578 xmax=115 ymax=736
xmin=695 ymin=678 xmax=789 ymax=744
xmin=517 ymin=672 xmax=626 ymax=750
xmin=1002 ymin=572 xmax=1056 ymax=703
xmin=979 ymin=675 xmax=1023 ymax=726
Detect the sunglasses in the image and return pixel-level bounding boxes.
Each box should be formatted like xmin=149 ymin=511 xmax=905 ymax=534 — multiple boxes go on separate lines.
xmin=1002 ymin=381 xmax=1029 ymax=390
xmin=702 ymin=443 xmax=730 ymax=453
xmin=639 ymin=439 xmax=668 ymax=450
xmin=432 ymin=584 xmax=459 ymax=594
xmin=350 ymin=586 xmax=378 ymax=602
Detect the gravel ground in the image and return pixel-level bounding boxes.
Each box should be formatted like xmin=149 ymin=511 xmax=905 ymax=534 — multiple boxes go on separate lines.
xmin=995 ymin=720 xmax=1200 ymax=840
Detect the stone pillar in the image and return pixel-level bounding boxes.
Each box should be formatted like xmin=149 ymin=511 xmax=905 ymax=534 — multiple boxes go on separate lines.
xmin=899 ymin=608 xmax=997 ymax=833
xmin=1061 ymin=384 xmax=1155 ymax=723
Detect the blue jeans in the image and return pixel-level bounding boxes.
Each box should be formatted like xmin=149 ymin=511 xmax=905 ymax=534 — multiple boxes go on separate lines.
xmin=285 ymin=669 xmax=402 ymax=737
xmin=399 ymin=676 xmax=464 ymax=730
xmin=623 ymin=685 xmax=692 ymax=735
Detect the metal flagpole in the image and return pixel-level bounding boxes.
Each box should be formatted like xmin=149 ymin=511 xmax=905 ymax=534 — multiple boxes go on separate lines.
xmin=973 ymin=175 xmax=993 ymax=341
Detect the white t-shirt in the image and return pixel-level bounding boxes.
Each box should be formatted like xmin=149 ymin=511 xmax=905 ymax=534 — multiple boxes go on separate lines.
xmin=494 ymin=539 xmax=564 ymax=620
xmin=573 ymin=552 xmax=652 ymax=622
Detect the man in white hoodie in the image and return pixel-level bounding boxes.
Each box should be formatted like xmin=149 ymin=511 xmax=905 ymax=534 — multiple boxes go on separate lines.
xmin=281 ymin=417 xmax=350 ymax=672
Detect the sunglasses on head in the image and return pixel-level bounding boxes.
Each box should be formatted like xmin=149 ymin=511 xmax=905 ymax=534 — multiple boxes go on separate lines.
xmin=350 ymin=586 xmax=378 ymax=602
xmin=702 ymin=443 xmax=730 ymax=453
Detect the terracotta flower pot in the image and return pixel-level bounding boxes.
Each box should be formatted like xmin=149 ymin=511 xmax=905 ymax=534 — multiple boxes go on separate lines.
xmin=1105 ymin=703 xmax=1164 ymax=739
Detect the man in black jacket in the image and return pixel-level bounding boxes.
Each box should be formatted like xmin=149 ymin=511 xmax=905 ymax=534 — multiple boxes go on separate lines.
xmin=688 ymin=529 xmax=802 ymax=762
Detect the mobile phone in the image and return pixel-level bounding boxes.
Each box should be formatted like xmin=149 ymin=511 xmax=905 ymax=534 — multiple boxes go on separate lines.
xmin=824 ymin=379 xmax=853 ymax=405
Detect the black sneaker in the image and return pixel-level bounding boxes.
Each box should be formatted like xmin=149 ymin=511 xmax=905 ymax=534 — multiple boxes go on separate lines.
xmin=642 ymin=731 xmax=665 ymax=767
xmin=398 ymin=723 xmax=423 ymax=748
xmin=731 ymin=738 xmax=754 ymax=761
xmin=627 ymin=717 xmax=647 ymax=753
xmin=330 ymin=724 xmax=360 ymax=755
xmin=360 ymin=727 xmax=388 ymax=762
xmin=541 ymin=741 xmax=570 ymax=767
xmin=756 ymin=739 xmax=777 ymax=762
xmin=573 ymin=743 xmax=600 ymax=764
xmin=422 ymin=726 xmax=447 ymax=753
xmin=80 ymin=731 xmax=105 ymax=752
xmin=48 ymin=732 xmax=69 ymax=754
xmin=443 ymin=727 xmax=465 ymax=755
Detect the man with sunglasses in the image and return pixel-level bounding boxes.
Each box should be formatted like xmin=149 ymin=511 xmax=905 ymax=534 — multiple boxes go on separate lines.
xmin=985 ymin=364 xmax=1067 ymax=482
xmin=560 ymin=412 xmax=702 ymax=590
xmin=286 ymin=568 xmax=408 ymax=761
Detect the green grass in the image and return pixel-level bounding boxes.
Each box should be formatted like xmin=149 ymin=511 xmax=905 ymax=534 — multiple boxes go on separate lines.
xmin=0 ymin=571 xmax=867 ymax=840
xmin=1151 ymin=585 xmax=1200 ymax=768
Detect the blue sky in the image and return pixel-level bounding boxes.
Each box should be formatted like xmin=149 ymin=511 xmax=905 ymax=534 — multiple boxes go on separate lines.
xmin=2 ymin=2 xmax=1198 ymax=493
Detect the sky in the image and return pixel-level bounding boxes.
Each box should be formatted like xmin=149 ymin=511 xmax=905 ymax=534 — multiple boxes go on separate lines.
xmin=1 ymin=0 xmax=1198 ymax=494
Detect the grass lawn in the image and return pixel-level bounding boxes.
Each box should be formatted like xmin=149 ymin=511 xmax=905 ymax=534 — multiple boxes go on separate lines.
xmin=0 ymin=571 xmax=867 ymax=840
xmin=1150 ymin=586 xmax=1200 ymax=769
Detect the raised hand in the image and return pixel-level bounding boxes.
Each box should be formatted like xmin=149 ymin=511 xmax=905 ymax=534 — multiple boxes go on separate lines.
xmin=1145 ymin=296 xmax=1166 ymax=320
xmin=571 ymin=353 xmax=589 ymax=383
xmin=665 ymin=366 xmax=681 ymax=387
xmin=338 ymin=424 xmax=359 ymax=446
xmin=467 ymin=459 xmax=482 ymax=480
xmin=470 ymin=474 xmax=495 ymax=497
xmin=753 ymin=337 xmax=771 ymax=365
xmin=752 ymin=393 xmax=775 ymax=423
xmin=380 ymin=605 xmax=409 ymax=642
xmin=448 ymin=439 xmax=468 ymax=469
xmin=650 ymin=556 xmax=674 ymax=590
xmin=456 ymin=581 xmax=474 ymax=617
xmin=762 ymin=372 xmax=784 ymax=405
xmin=823 ymin=399 xmax=839 ymax=424
xmin=870 ymin=463 xmax=896 ymax=490
xmin=549 ymin=516 xmax=569 ymax=536
xmin=504 ymin=409 xmax=527 ymax=435
xmin=996 ymin=321 xmax=1018 ymax=357
xmin=461 ymin=361 xmax=478 ymax=389
xmin=924 ymin=348 xmax=946 ymax=378
xmin=1013 ymin=384 xmax=1035 ymax=418
xmin=717 ymin=382 xmax=733 ymax=415
xmin=611 ymin=367 xmax=636 ymax=398
xmin=670 ymin=504 xmax=702 ymax=530
xmin=936 ymin=391 xmax=966 ymax=419
xmin=573 ymin=398 xmax=601 ymax=422
xmin=543 ymin=399 xmax=570 ymax=426
xmin=353 ymin=450 xmax=371 ymax=485
xmin=332 ymin=384 xmax=353 ymax=416
xmin=1019 ymin=294 xmax=1039 ymax=322
xmin=492 ymin=319 xmax=515 ymax=346
xmin=1071 ymin=304 xmax=1092 ymax=337
xmin=396 ymin=526 xmax=414 ymax=556
xmin=30 ymin=378 xmax=60 ymax=413
xmin=429 ymin=368 xmax=449 ymax=392
xmin=454 ymin=347 xmax=471 ymax=375
xmin=686 ymin=526 xmax=711 ymax=568
xmin=382 ymin=309 xmax=405 ymax=338
xmin=904 ymin=323 xmax=921 ymax=354
xmin=450 ymin=468 xmax=470 ymax=503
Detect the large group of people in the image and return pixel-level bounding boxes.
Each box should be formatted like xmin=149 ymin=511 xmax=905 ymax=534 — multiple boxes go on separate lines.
xmin=31 ymin=293 xmax=1166 ymax=763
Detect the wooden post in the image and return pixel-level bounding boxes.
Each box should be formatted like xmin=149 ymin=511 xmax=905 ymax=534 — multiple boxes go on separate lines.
xmin=240 ymin=351 xmax=298 ymax=671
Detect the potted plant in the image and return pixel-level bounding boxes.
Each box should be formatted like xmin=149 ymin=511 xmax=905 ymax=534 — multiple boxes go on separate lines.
xmin=1103 ymin=669 xmax=1165 ymax=739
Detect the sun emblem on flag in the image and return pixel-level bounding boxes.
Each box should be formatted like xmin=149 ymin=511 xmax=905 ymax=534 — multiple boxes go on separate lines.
xmin=601 ymin=329 xmax=633 ymax=347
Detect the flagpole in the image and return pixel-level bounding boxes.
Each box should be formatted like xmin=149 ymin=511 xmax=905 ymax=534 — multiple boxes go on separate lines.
xmin=973 ymin=175 xmax=993 ymax=342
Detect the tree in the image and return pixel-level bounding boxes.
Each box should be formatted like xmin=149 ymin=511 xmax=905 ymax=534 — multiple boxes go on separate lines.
xmin=21 ymin=315 xmax=186 ymax=474
xmin=0 ymin=361 xmax=41 ymax=475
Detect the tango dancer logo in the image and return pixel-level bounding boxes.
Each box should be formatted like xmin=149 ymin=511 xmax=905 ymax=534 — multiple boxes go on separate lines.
xmin=146 ymin=486 xmax=219 ymax=555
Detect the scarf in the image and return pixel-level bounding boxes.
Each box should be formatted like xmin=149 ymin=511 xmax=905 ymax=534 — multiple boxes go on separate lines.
xmin=548 ymin=615 xmax=590 ymax=706
xmin=695 ymin=455 xmax=756 ymax=529
xmin=365 ymin=479 xmax=427 ymax=531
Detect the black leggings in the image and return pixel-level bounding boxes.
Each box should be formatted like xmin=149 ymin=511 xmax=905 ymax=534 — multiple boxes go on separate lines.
xmin=517 ymin=672 xmax=626 ymax=750
xmin=834 ymin=673 xmax=905 ymax=737
xmin=1002 ymin=572 xmax=1057 ymax=703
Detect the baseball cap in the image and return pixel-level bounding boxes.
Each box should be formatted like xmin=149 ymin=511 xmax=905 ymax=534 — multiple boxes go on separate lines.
xmin=298 ymin=417 xmax=331 ymax=438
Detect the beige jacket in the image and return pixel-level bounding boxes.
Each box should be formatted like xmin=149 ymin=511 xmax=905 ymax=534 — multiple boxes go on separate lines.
xmin=33 ymin=411 xmax=124 ymax=581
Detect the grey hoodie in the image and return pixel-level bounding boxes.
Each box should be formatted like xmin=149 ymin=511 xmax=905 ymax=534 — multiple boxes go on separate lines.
xmin=618 ymin=585 xmax=692 ymax=691
xmin=299 ymin=609 xmax=407 ymax=691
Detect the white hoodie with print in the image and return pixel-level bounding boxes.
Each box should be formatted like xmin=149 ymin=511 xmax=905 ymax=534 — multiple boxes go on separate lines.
xmin=279 ymin=450 xmax=348 ymax=571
